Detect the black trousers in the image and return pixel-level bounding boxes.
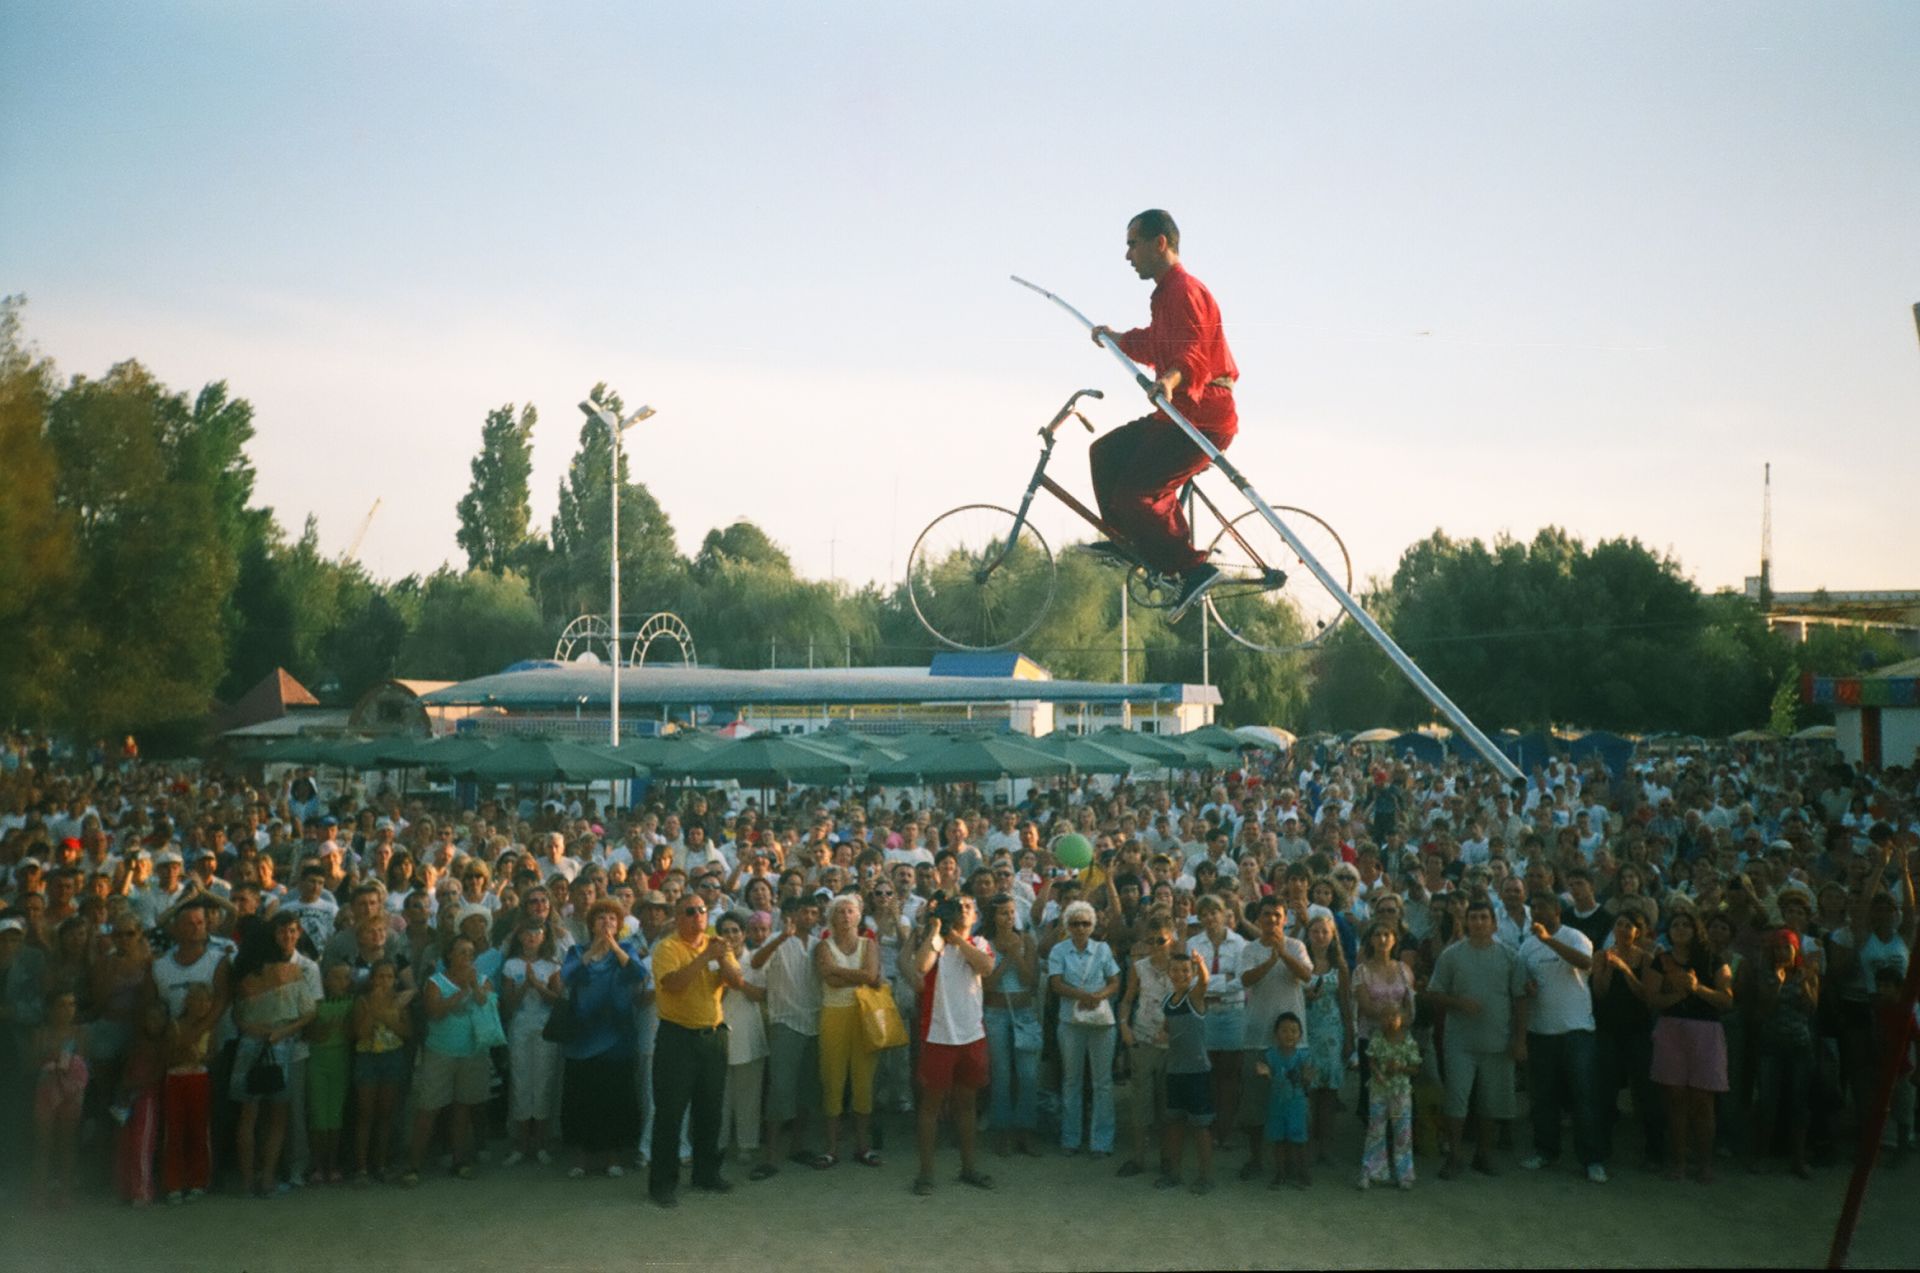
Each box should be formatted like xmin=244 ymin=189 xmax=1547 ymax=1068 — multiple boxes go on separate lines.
xmin=650 ymin=1020 xmax=728 ymax=1194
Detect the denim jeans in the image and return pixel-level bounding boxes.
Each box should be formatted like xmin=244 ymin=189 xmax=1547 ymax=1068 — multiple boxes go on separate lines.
xmin=1057 ymin=1023 xmax=1117 ymax=1152
xmin=1528 ymin=1028 xmax=1600 ymax=1167
xmin=985 ymin=1007 xmax=1041 ymax=1131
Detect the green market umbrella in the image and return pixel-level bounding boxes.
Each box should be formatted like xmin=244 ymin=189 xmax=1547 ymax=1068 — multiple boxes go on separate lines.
xmin=236 ymin=735 xmax=339 ymax=766
xmin=1184 ymin=723 xmax=1258 ymax=753
xmin=802 ymin=731 xmax=915 ymax=765
xmin=669 ymin=734 xmax=866 ymax=787
xmin=458 ymin=738 xmax=646 ymax=784
xmin=869 ymin=733 xmax=1071 ymax=784
xmin=400 ymin=734 xmax=501 ymax=773
xmin=1089 ymin=727 xmax=1193 ymax=767
xmin=1035 ymin=731 xmax=1151 ymax=776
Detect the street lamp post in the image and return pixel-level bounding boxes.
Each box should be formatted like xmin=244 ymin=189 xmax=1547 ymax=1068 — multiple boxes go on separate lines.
xmin=579 ymin=399 xmax=656 ymax=747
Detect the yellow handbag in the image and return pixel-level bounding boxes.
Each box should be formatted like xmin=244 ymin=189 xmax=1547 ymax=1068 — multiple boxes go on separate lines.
xmin=855 ymin=982 xmax=908 ymax=1052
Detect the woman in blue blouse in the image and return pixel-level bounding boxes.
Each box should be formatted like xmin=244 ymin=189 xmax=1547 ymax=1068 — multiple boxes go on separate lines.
xmin=560 ymin=899 xmax=648 ymax=1179
xmin=1047 ymin=900 xmax=1121 ymax=1156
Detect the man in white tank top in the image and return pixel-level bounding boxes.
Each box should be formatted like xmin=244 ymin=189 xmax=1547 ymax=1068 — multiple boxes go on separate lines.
xmin=909 ymin=893 xmax=996 ymax=1196
xmin=150 ymin=901 xmax=233 ymax=1025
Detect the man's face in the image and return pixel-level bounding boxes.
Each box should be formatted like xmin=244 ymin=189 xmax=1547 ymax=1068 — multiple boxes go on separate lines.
xmin=1466 ymin=907 xmax=1495 ymax=942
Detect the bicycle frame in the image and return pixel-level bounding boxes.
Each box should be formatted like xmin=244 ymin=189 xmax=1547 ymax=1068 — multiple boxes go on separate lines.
xmin=982 ymin=389 xmax=1283 ymax=589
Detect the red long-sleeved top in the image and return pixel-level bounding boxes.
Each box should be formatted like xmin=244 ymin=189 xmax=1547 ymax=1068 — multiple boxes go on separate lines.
xmin=1113 ymin=263 xmax=1239 ymax=432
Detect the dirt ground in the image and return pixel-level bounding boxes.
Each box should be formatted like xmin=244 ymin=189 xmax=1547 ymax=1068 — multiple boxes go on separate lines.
xmin=5 ymin=1113 xmax=1916 ymax=1273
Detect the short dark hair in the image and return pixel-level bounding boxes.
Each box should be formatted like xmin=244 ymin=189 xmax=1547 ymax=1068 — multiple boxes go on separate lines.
xmin=1130 ymin=209 xmax=1179 ymax=251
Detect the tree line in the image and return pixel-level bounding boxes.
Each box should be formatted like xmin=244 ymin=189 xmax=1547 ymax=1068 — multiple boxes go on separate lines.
xmin=0 ymin=298 xmax=1896 ymax=746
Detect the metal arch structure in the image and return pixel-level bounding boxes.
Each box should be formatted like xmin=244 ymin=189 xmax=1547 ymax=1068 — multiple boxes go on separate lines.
xmin=629 ymin=612 xmax=697 ymax=668
xmin=555 ymin=614 xmax=617 ymax=663
xmin=1011 ymin=273 xmax=1524 ymax=784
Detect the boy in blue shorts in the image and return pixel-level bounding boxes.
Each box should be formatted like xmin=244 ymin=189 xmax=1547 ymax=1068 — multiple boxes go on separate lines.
xmin=1256 ymin=1011 xmax=1315 ymax=1188
xmin=1155 ymin=952 xmax=1215 ymax=1194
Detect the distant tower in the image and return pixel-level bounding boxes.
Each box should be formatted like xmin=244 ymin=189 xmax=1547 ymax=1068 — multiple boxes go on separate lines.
xmin=1759 ymin=462 xmax=1773 ymax=612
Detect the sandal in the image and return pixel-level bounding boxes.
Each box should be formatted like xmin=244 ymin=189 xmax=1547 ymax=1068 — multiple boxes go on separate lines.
xmin=855 ymin=1149 xmax=883 ymax=1168
xmin=812 ymin=1153 xmax=839 ymax=1170
xmin=749 ymin=1162 xmax=779 ymax=1182
xmin=957 ymin=1169 xmax=995 ymax=1190
xmin=911 ymin=1176 xmax=935 ymax=1196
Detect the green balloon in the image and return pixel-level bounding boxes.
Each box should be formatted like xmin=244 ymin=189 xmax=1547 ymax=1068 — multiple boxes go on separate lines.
xmin=1052 ymin=832 xmax=1093 ymax=870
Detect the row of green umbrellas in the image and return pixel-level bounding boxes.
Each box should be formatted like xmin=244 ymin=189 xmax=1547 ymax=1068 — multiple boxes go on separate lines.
xmin=237 ymin=723 xmax=1262 ymax=786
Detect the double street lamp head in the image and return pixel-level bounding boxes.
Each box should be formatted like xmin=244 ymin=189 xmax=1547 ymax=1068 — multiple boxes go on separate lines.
xmin=578 ymin=400 xmax=657 ymax=433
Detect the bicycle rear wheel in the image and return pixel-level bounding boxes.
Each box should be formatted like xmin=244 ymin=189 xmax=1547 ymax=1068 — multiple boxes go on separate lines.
xmin=1204 ymin=505 xmax=1352 ymax=653
xmin=906 ymin=504 xmax=1057 ymax=651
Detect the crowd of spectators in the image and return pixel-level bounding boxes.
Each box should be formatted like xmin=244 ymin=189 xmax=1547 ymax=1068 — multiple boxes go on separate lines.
xmin=1 ymin=727 xmax=1914 ymax=1211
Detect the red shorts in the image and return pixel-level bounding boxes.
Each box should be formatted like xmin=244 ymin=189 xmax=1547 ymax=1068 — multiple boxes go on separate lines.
xmin=918 ymin=1038 xmax=988 ymax=1092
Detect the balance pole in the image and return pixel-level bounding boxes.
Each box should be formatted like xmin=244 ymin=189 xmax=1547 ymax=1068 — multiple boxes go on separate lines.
xmin=1013 ymin=274 xmax=1523 ymax=784
xmin=1825 ymin=892 xmax=1920 ymax=1268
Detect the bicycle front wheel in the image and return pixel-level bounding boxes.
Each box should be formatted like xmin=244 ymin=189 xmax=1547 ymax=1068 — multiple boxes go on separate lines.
xmin=906 ymin=504 xmax=1057 ymax=651
xmin=1205 ymin=505 xmax=1353 ymax=654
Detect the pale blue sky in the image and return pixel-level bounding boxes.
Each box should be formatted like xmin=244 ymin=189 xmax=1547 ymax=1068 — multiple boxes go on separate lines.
xmin=5 ymin=2 xmax=1916 ymax=604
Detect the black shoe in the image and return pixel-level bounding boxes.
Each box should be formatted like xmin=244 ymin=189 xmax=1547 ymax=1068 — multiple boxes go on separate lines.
xmin=649 ymin=1189 xmax=678 ymax=1208
xmin=1168 ymin=564 xmax=1223 ymax=620
xmin=1075 ymin=540 xmax=1135 ymax=569
xmin=692 ymin=1176 xmax=734 ymax=1194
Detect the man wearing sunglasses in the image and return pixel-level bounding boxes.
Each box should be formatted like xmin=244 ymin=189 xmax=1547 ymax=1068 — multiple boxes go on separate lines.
xmin=648 ymin=897 xmax=745 ymax=1207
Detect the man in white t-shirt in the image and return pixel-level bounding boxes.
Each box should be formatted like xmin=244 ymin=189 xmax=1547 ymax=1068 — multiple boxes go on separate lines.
xmin=534 ymin=831 xmax=581 ymax=882
xmin=1516 ymin=892 xmax=1605 ymax=1183
xmin=911 ymin=893 xmax=996 ymax=1195
xmin=1235 ymin=897 xmax=1313 ymax=1177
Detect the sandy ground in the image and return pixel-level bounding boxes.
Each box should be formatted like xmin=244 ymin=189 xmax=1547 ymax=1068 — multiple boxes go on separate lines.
xmin=5 ymin=1112 xmax=1916 ymax=1273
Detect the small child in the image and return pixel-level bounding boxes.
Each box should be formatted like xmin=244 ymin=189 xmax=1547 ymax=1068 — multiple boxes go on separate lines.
xmin=306 ymin=960 xmax=356 ymax=1183
xmin=350 ymin=959 xmax=413 ymax=1183
xmin=30 ymin=990 xmax=89 ymax=1207
xmin=1360 ymin=1004 xmax=1420 ymax=1190
xmin=113 ymin=1000 xmax=168 ymax=1206
xmin=162 ymin=982 xmax=219 ymax=1202
xmin=1154 ymin=952 xmax=1215 ymax=1195
xmin=1255 ymin=1011 xmax=1315 ymax=1189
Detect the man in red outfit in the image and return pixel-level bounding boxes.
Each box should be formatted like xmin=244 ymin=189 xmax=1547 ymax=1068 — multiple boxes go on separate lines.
xmin=1087 ymin=209 xmax=1245 ymax=619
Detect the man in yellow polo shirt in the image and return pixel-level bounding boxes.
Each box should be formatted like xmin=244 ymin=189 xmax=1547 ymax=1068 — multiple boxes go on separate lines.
xmin=648 ymin=897 xmax=744 ymax=1207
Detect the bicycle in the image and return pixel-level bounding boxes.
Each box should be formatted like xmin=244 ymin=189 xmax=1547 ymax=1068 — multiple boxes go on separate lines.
xmin=905 ymin=388 xmax=1353 ymax=655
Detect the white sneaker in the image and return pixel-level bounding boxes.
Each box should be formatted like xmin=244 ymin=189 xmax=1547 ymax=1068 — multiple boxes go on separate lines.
xmin=502 ymin=1151 xmax=525 ymax=1168
xmin=567 ymin=1166 xmax=587 ymax=1180
xmin=535 ymin=1149 xmax=554 ymax=1166
xmin=1586 ymin=1163 xmax=1609 ymax=1184
xmin=605 ymin=1164 xmax=625 ymax=1178
xmin=1519 ymin=1154 xmax=1547 ymax=1170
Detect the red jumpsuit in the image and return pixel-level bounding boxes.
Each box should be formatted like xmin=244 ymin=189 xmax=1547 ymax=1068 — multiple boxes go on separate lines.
xmin=1090 ymin=263 xmax=1239 ymax=575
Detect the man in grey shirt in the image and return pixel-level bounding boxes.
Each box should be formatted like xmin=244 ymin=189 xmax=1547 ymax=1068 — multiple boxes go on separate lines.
xmin=1423 ymin=898 xmax=1527 ymax=1178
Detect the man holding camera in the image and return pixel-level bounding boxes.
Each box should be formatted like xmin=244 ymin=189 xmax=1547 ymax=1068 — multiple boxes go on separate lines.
xmin=910 ymin=893 xmax=997 ymax=1196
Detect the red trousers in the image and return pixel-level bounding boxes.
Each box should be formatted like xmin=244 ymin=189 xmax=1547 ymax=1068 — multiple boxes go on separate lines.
xmin=161 ymin=1070 xmax=213 ymax=1194
xmin=1089 ymin=413 xmax=1236 ymax=574
xmin=115 ymin=1088 xmax=159 ymax=1203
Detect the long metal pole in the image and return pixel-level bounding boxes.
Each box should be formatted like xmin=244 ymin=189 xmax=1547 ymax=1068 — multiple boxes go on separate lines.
xmin=1012 ymin=274 xmax=1522 ymax=783
xmin=610 ymin=426 xmax=622 ymax=748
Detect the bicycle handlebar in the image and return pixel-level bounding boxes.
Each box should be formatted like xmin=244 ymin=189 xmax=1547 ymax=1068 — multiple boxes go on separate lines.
xmin=1042 ymin=388 xmax=1104 ymax=438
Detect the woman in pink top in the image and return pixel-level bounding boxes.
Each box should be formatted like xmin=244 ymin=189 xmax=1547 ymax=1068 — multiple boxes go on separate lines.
xmin=1351 ymin=921 xmax=1415 ymax=1127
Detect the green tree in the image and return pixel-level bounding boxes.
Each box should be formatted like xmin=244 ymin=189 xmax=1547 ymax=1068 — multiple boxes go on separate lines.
xmin=0 ymin=297 xmax=80 ymax=726
xmin=455 ymin=403 xmax=538 ymax=575
xmin=44 ymin=361 xmax=244 ymax=733
xmin=400 ymin=569 xmax=549 ymax=681
xmin=692 ymin=520 xmax=792 ymax=581
xmin=538 ymin=384 xmax=684 ymax=623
